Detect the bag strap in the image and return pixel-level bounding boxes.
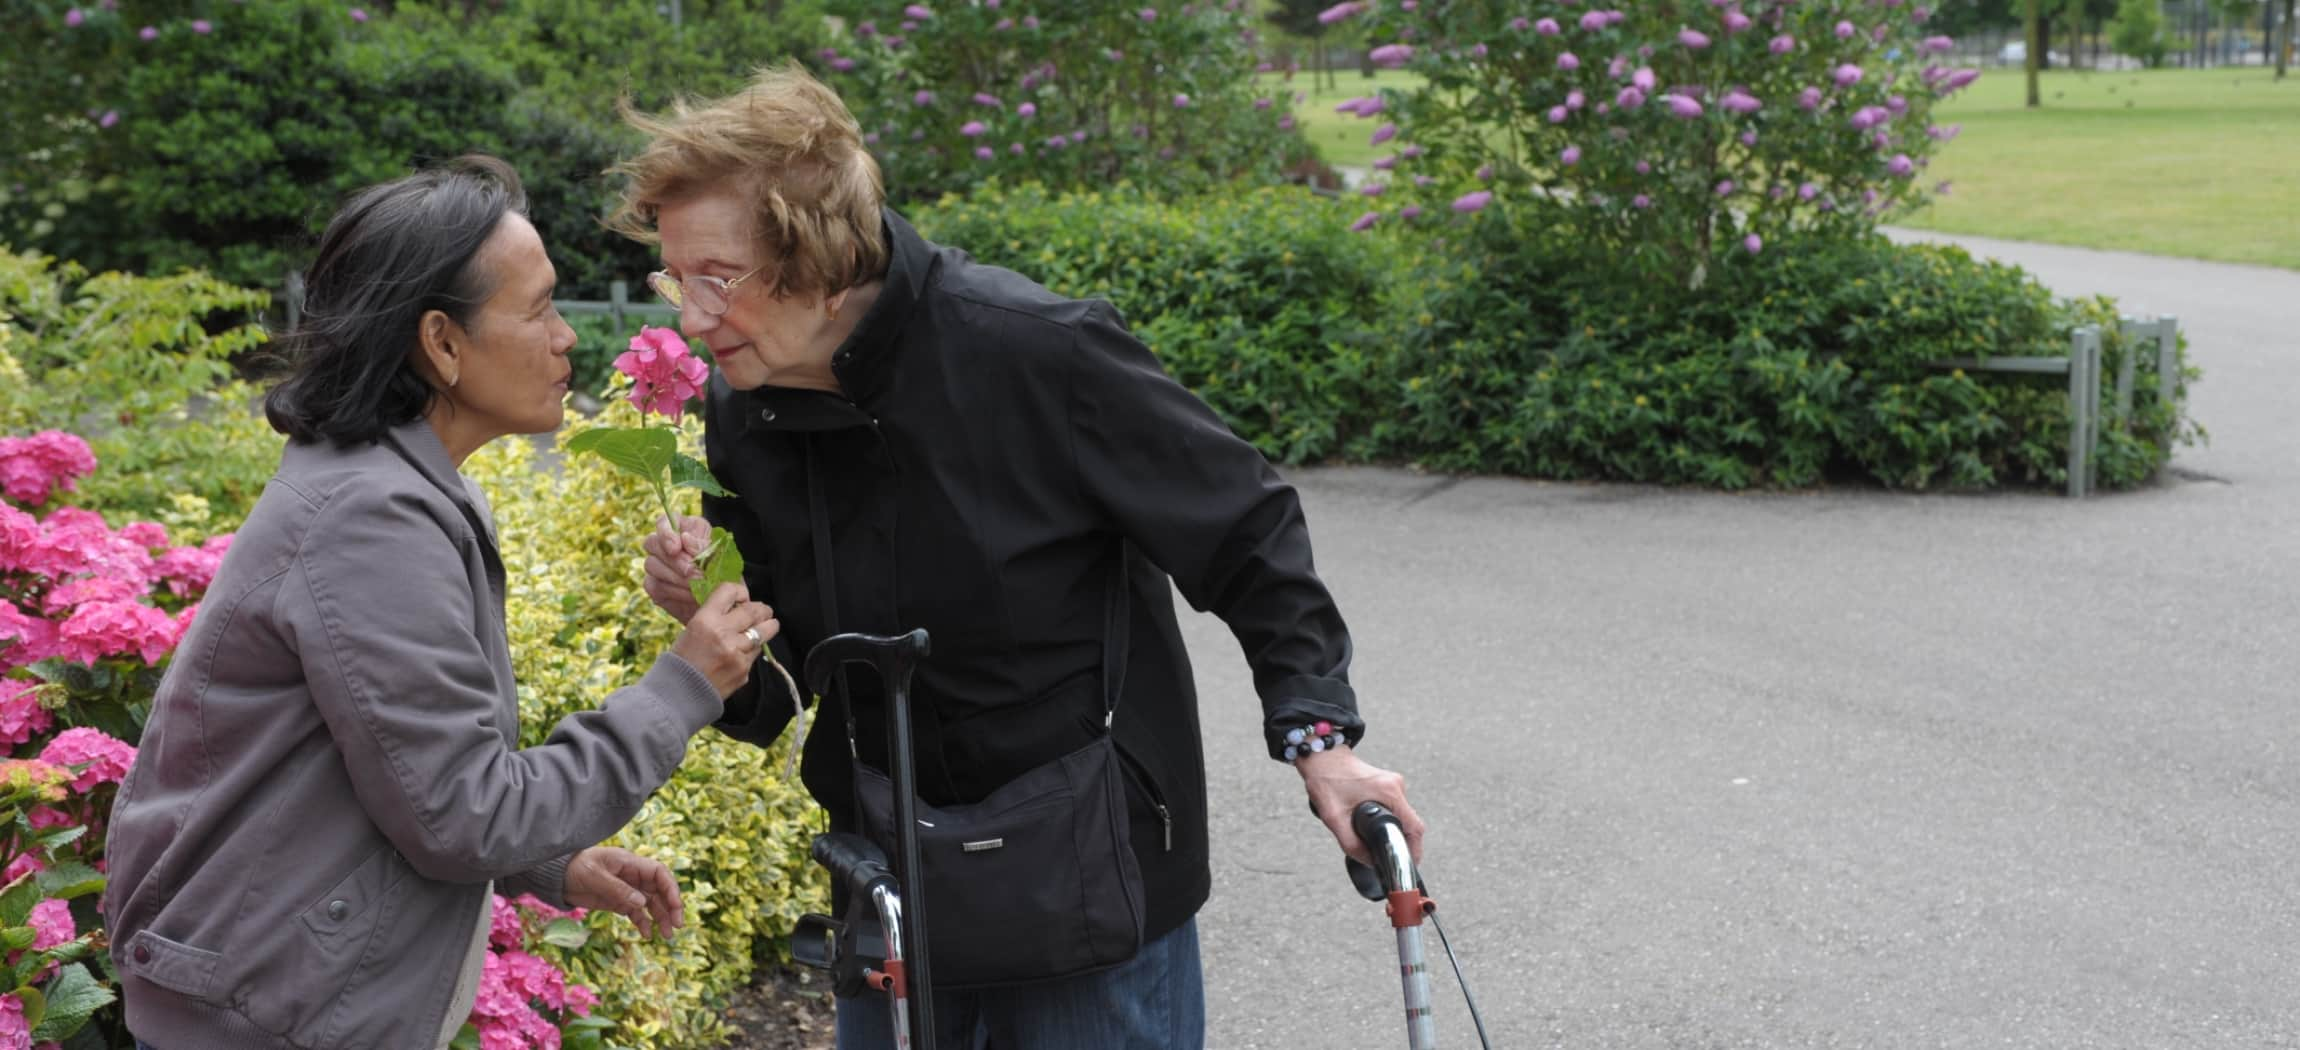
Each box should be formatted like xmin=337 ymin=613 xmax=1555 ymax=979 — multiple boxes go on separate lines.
xmin=803 ymin=437 xmax=859 ymax=757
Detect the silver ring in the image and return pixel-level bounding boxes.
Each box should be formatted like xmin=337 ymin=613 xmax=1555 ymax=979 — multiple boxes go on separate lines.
xmin=742 ymin=626 xmax=764 ymax=649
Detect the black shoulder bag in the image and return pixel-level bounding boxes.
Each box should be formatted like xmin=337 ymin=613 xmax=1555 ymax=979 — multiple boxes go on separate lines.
xmin=807 ymin=448 xmax=1146 ymax=988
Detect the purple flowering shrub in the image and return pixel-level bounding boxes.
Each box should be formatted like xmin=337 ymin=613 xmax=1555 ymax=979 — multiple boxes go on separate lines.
xmin=820 ymin=0 xmax=1315 ymax=201
xmin=1328 ymin=0 xmax=1981 ymax=284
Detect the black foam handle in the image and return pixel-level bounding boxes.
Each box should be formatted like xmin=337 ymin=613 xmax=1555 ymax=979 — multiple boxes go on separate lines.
xmin=1351 ymin=799 xmax=1400 ymax=849
xmin=803 ymin=629 xmax=931 ymax=700
xmin=812 ymin=831 xmax=893 ymax=898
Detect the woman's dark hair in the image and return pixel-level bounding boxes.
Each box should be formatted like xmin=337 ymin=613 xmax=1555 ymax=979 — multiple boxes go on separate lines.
xmin=264 ymin=155 xmax=528 ymax=445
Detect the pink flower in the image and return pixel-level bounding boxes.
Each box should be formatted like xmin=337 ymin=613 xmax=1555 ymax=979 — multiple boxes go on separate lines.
xmin=1720 ymin=89 xmax=1761 ymax=114
xmin=349 ymin=8 xmax=367 ymax=22
xmin=1562 ymin=146 xmax=1586 ymax=166
xmin=974 ymin=146 xmax=994 ymax=160
xmin=1850 ymin=106 xmax=1891 ymax=130
xmin=1634 ymin=160 xmax=1651 ymax=174
xmin=1358 ymin=183 xmax=1385 ymax=197
xmin=1887 ymin=153 xmax=1916 ymax=176
xmin=971 ymin=92 xmax=1001 ymax=109
xmin=1172 ymin=93 xmax=1190 ymax=108
xmin=1715 ymin=179 xmax=1735 ymax=196
xmin=1138 ymin=7 xmax=1156 ymax=21
xmin=1316 ymin=1 xmax=1364 ymax=25
xmin=137 ymin=24 xmax=156 ymax=39
xmin=1534 ymin=17 xmax=1560 ymax=34
xmin=1631 ymin=194 xmax=1652 ymax=209
xmin=1370 ymin=44 xmax=1413 ymax=67
xmin=192 ymin=19 xmax=211 ymax=33
xmin=1578 ymin=11 xmax=1608 ymax=31
xmin=1400 ymin=205 xmax=1423 ymax=219
xmin=1557 ymin=51 xmax=1580 ymax=71
xmin=1740 ymin=130 xmax=1758 ymax=146
xmin=1373 ymin=155 xmax=1399 ymax=170
xmin=1017 ymin=102 xmax=1036 ymax=117
xmin=960 ymin=120 xmax=986 ymax=137
xmin=39 ymin=727 xmax=136 ymax=792
xmin=1615 ymin=86 xmax=1646 ymax=110
xmin=99 ymin=110 xmax=119 ymax=128
xmin=1369 ymin=122 xmax=1397 ymax=145
xmin=54 ymin=600 xmax=179 ymax=666
xmin=903 ymin=3 xmax=932 ymax=18
xmin=1834 ymin=20 xmax=1855 ymax=38
xmin=1277 ymin=115 xmax=1295 ymax=129
xmin=1922 ymin=35 xmax=1954 ymax=53
xmin=1723 ymin=10 xmax=1752 ymax=33
xmin=1349 ymin=212 xmax=1380 ymax=233
xmin=1254 ymin=97 xmax=1272 ymax=110
xmin=613 ymin=327 xmax=709 ymax=420
xmin=1927 ymin=123 xmax=1962 ymax=141
xmin=1451 ymin=190 xmax=1493 ymax=213
xmin=1769 ymin=34 xmax=1795 ymax=54
xmin=28 ymin=899 xmax=73 ymax=951
xmin=1547 ymin=105 xmax=1570 ymax=124
xmin=1834 ymin=64 xmax=1865 ymax=87
xmin=1798 ymin=86 xmax=1824 ymax=110
xmin=1798 ymin=181 xmax=1820 ymax=200
xmin=1937 ymin=68 xmax=1982 ymax=93
xmin=64 ymin=9 xmax=84 ymax=26
xmin=0 ymin=431 xmax=98 ymax=508
xmin=1475 ymin=163 xmax=1494 ymax=181
xmin=1662 ymin=94 xmax=1704 ymax=119
xmin=1744 ymin=234 xmax=1763 ymax=254
xmin=912 ymin=90 xmax=934 ymax=106
xmin=0 ymin=993 xmax=28 ymax=1049
xmin=1632 ymin=66 xmax=1657 ymax=91
xmin=153 ymin=534 xmax=231 ymax=596
xmin=0 ymin=682 xmax=51 ymax=748
xmin=1678 ymin=29 xmax=1710 ymax=49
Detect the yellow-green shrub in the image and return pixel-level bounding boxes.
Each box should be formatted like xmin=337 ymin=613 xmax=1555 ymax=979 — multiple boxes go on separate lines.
xmin=469 ymin=402 xmax=829 ymax=1050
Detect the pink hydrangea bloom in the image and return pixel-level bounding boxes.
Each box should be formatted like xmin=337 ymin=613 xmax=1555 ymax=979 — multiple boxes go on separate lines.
xmin=28 ymin=899 xmax=73 ymax=951
xmin=153 ymin=534 xmax=232 ymax=596
xmin=614 ymin=328 xmax=709 ymax=420
xmin=53 ymin=600 xmax=179 ymax=666
xmin=0 ymin=992 xmax=28 ymax=1050
xmin=0 ymin=431 xmax=97 ymax=508
xmin=38 ymin=727 xmax=136 ymax=793
xmin=0 ymin=682 xmax=51 ymax=748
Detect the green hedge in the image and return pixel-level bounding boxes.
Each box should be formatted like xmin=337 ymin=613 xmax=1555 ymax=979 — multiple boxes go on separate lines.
xmin=912 ymin=185 xmax=2199 ymax=491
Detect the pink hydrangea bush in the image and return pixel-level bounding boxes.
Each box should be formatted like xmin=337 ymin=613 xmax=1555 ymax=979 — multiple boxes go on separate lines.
xmin=453 ymin=895 xmax=610 ymax=1050
xmin=1331 ymin=0 xmax=1981 ymax=283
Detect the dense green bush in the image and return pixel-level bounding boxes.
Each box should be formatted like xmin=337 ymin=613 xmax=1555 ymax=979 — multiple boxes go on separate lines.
xmin=820 ymin=0 xmax=1316 ymax=204
xmin=914 ymin=182 xmax=1400 ymax=464
xmin=913 ymin=185 xmax=2197 ymax=491
xmin=1 ymin=1 xmax=825 ymax=298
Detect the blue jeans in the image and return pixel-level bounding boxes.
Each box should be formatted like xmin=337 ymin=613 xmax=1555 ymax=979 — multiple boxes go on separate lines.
xmin=835 ymin=917 xmax=1203 ymax=1050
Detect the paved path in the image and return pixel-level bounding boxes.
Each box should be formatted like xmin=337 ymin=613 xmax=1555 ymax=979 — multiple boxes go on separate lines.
xmin=1190 ymin=233 xmax=2299 ymax=1048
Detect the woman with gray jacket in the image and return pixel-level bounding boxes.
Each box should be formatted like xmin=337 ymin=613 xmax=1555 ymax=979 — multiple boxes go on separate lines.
xmin=101 ymin=156 xmax=779 ymax=1050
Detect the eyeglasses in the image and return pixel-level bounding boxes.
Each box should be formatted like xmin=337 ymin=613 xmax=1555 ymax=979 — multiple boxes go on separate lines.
xmin=646 ymin=264 xmax=765 ymax=317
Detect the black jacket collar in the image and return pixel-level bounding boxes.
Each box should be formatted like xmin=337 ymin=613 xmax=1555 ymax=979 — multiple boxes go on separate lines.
xmin=735 ymin=206 xmax=930 ymax=435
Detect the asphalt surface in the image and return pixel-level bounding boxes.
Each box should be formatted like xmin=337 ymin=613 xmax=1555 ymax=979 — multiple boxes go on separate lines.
xmin=1189 ymin=233 xmax=2299 ymax=1049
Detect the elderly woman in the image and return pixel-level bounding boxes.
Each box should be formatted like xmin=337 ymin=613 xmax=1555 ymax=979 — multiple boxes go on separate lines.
xmin=102 ymin=156 xmax=781 ymax=1050
xmin=611 ymin=66 xmax=1424 ymax=1049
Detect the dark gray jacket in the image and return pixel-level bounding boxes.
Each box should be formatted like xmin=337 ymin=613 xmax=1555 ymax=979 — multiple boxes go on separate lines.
xmin=102 ymin=421 xmax=722 ymax=1050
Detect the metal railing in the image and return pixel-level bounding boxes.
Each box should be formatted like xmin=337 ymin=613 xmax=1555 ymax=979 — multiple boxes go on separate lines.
xmin=1925 ymin=316 xmax=2180 ymax=498
xmin=281 ymin=275 xmax=678 ymax=334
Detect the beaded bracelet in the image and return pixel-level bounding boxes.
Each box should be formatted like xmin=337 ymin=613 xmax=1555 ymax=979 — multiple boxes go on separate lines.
xmin=1280 ymin=720 xmax=1348 ymax=763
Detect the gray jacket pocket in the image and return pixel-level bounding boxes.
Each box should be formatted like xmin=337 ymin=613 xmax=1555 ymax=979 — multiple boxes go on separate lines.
xmin=120 ymin=931 xmax=222 ymax=999
xmin=301 ymin=845 xmax=401 ymax=945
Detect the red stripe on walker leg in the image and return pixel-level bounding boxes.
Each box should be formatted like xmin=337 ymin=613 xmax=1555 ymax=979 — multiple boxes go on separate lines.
xmin=1386 ymin=890 xmax=1429 ymax=928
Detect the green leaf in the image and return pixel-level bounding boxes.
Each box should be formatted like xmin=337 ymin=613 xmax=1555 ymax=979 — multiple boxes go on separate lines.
xmin=35 ymin=862 xmax=104 ymax=902
xmin=565 ymin=427 xmax=676 ymax=486
xmin=34 ymin=825 xmax=89 ymax=853
xmin=688 ymin=528 xmax=745 ymax=607
xmin=0 ymin=873 xmax=39 ymax=928
xmin=14 ymin=984 xmax=43 ymax=1030
xmin=29 ymin=963 xmax=112 ymax=1043
xmin=448 ymin=1023 xmax=482 ymax=1050
xmin=669 ymin=452 xmax=734 ymax=498
xmin=0 ymin=926 xmax=34 ymax=950
xmin=539 ymin=917 xmax=590 ymax=950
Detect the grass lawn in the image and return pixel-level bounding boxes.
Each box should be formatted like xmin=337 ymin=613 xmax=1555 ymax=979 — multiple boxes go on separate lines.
xmin=1261 ymin=69 xmax=1429 ymax=169
xmin=1889 ymin=67 xmax=2300 ymax=269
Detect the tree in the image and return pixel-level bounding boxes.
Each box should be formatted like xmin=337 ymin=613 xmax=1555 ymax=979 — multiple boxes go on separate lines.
xmin=2027 ymin=0 xmax=2044 ymax=105
xmin=1266 ymin=0 xmax=1346 ymax=90
xmin=2111 ymin=0 xmax=2172 ymax=66
xmin=2283 ymin=0 xmax=2296 ymax=77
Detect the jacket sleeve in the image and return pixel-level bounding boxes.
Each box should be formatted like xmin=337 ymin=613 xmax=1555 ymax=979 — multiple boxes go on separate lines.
xmin=701 ymin=409 xmax=803 ymax=749
xmin=282 ymin=485 xmax=726 ymax=885
xmin=500 ymin=856 xmax=574 ymax=908
xmin=1066 ymin=301 xmax=1364 ymax=760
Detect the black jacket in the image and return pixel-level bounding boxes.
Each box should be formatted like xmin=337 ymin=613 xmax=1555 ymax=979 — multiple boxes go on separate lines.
xmin=703 ymin=208 xmax=1364 ymax=943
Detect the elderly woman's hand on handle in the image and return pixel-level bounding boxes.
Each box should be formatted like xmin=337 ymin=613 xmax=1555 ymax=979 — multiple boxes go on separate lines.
xmin=670 ymin=581 xmax=778 ymax=697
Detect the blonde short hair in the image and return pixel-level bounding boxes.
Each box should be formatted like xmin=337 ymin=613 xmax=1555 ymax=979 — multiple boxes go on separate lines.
xmin=609 ymin=62 xmax=889 ymax=299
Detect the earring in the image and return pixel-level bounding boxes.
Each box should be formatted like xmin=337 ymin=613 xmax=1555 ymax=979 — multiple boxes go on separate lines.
xmin=447 ymin=372 xmax=459 ymax=389
xmin=826 ymin=301 xmax=841 ymax=322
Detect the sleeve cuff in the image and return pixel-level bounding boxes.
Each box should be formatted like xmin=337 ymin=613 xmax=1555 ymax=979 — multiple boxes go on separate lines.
xmin=644 ymin=653 xmax=726 ymax=736
xmin=502 ymin=854 xmax=574 ymax=908
xmin=1262 ymin=675 xmax=1364 ymax=761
